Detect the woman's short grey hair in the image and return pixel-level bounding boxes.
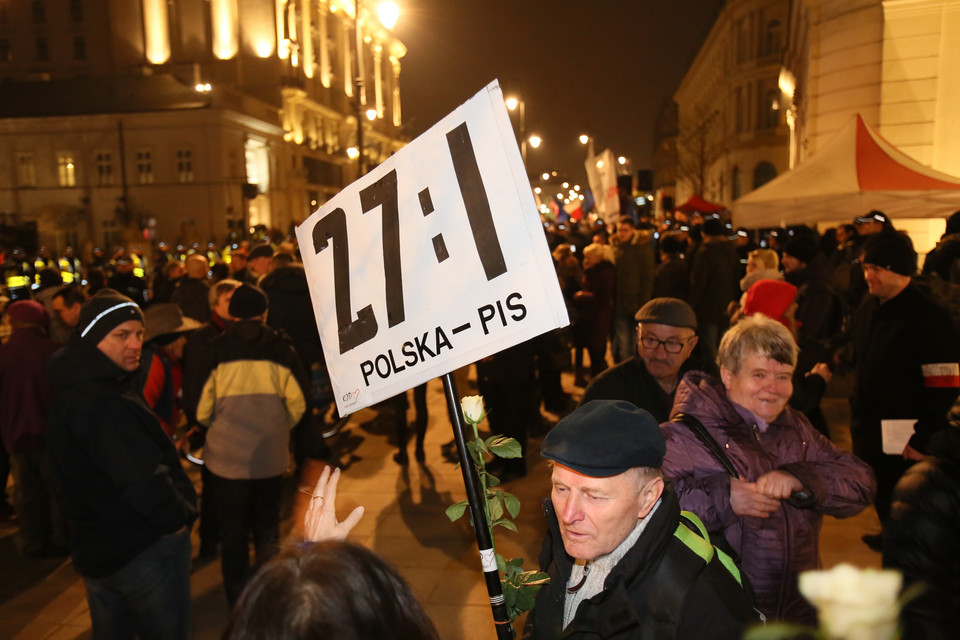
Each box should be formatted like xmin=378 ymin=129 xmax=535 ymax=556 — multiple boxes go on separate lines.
xmin=717 ymin=315 xmax=798 ymax=373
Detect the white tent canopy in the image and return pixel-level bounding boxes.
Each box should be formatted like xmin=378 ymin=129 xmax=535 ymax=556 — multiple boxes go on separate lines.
xmin=733 ymin=114 xmax=960 ymax=228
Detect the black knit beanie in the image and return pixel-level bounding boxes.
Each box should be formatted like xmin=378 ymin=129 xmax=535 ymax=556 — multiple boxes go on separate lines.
xmin=861 ymin=233 xmax=917 ymax=276
xmin=228 ymin=284 xmax=269 ymax=319
xmin=78 ymin=289 xmax=144 ymax=344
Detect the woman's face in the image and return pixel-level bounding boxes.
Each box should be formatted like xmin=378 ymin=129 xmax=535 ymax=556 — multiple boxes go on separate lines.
xmin=721 ymin=350 xmax=794 ymax=423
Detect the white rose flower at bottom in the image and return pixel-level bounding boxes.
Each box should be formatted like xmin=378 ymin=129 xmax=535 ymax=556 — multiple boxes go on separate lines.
xmin=798 ymin=563 xmax=902 ymax=640
xmin=461 ymin=395 xmax=486 ymax=424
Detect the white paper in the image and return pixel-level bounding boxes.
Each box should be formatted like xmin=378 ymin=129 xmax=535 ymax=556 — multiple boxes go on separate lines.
xmin=296 ymin=80 xmax=569 ymax=415
xmin=881 ymin=419 xmax=916 ymax=455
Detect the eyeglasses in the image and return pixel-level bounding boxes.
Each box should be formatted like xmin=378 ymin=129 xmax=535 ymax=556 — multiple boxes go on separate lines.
xmin=638 ymin=332 xmax=690 ymax=354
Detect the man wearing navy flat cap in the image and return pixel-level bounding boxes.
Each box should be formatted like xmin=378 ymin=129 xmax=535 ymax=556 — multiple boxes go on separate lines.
xmin=525 ymin=400 xmax=757 ymax=639
xmin=580 ymin=298 xmax=715 ymax=422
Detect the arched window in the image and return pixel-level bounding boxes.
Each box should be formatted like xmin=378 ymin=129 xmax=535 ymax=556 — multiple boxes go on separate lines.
xmin=732 ymin=166 xmax=741 ymax=200
xmin=31 ymin=0 xmax=44 ymax=23
xmin=753 ymin=162 xmax=777 ymax=189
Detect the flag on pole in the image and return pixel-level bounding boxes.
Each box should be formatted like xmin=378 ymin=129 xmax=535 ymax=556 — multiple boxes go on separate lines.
xmin=585 ymin=146 xmax=620 ymax=226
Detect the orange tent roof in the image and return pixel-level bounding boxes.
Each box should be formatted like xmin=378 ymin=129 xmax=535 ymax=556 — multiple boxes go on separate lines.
xmin=734 ymin=114 xmax=960 ymax=227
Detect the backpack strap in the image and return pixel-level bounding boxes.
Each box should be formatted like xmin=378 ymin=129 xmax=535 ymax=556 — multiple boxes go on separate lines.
xmin=642 ymin=512 xmax=749 ymax=640
xmin=678 ymin=511 xmax=742 ymax=588
xmin=671 ymin=413 xmax=740 ymax=479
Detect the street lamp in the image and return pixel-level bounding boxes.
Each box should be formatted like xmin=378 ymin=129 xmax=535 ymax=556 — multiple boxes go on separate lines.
xmin=528 ymin=135 xmax=542 ymax=149
xmin=579 ymin=134 xmax=589 ymax=145
xmin=505 ymin=96 xmax=528 ymax=165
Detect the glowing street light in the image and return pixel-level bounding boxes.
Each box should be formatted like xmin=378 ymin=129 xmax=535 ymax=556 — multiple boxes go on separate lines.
xmin=528 ymin=135 xmax=542 ymax=149
xmin=377 ymin=1 xmax=399 ymax=29
xmin=579 ymin=134 xmax=589 ymax=145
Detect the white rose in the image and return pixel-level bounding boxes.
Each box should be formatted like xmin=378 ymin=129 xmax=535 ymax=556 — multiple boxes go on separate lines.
xmin=461 ymin=395 xmax=486 ymax=424
xmin=799 ymin=564 xmax=901 ymax=640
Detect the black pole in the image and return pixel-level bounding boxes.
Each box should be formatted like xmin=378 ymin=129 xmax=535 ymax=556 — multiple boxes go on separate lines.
xmin=441 ymin=372 xmax=514 ymax=640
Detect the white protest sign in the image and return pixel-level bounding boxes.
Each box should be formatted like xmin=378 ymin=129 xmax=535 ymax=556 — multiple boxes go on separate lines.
xmin=296 ymin=80 xmax=570 ymax=415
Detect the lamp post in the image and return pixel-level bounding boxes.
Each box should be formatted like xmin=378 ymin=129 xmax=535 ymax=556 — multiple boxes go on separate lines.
xmin=505 ymin=96 xmax=527 ymax=165
xmin=354 ymin=0 xmax=367 ymax=175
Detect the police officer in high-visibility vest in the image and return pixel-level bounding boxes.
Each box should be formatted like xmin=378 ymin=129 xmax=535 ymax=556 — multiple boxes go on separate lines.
xmin=58 ymin=247 xmax=83 ymax=285
xmin=4 ymin=249 xmax=33 ymax=301
xmin=33 ymin=247 xmax=55 ymax=290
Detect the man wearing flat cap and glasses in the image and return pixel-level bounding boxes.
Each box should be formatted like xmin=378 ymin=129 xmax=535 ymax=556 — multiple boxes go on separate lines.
xmin=580 ymin=298 xmax=715 ymax=423
xmin=524 ymin=400 xmax=758 ymax=639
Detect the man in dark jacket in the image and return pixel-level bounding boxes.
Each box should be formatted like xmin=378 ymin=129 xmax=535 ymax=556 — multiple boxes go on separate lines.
xmin=47 ymin=289 xmax=198 ymax=639
xmin=851 ymin=233 xmax=960 ymax=547
xmin=0 ymin=301 xmax=68 ymax=558
xmin=688 ymin=218 xmax=739 ymax=361
xmin=781 ymin=234 xmax=844 ymax=361
xmin=610 ymin=217 xmax=656 ymax=363
xmin=580 ymin=298 xmax=715 ymax=422
xmin=195 ymin=284 xmax=309 ymax=605
xmin=525 ymin=400 xmax=758 ymax=639
xmin=171 ymin=253 xmax=211 ymax=323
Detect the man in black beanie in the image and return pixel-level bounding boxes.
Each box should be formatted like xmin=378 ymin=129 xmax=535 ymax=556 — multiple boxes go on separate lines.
xmin=195 ymin=284 xmax=309 ymax=605
xmin=851 ymin=232 xmax=960 ymax=551
xmin=47 ymin=289 xmax=198 ymax=639
xmin=525 ymin=400 xmax=758 ymax=638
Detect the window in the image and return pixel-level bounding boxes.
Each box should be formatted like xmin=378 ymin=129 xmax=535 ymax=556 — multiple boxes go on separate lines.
xmin=96 ymin=151 xmax=113 ymax=186
xmin=73 ymin=36 xmax=86 ymax=60
xmin=760 ymin=19 xmax=782 ymax=57
xmin=36 ymin=37 xmax=49 ymax=61
xmin=32 ymin=0 xmax=44 ymax=24
xmin=759 ymin=88 xmax=780 ymax=129
xmin=0 ymin=39 xmax=10 ymax=63
xmin=73 ymin=37 xmax=86 ymax=60
xmin=0 ymin=2 xmax=8 ymax=24
xmin=16 ymin=152 xmax=36 ymax=187
xmin=753 ymin=162 xmax=777 ymax=189
xmin=734 ymin=86 xmax=745 ymax=133
xmin=136 ymin=150 xmax=153 ymax=184
xmin=732 ymin=166 xmax=741 ymax=200
xmin=57 ymin=153 xmax=77 ymax=187
xmin=176 ymin=149 xmax=194 ymax=183
xmin=70 ymin=0 xmax=83 ymax=22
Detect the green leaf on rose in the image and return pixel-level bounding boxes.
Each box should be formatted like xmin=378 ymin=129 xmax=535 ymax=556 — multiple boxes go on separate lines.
xmin=492 ymin=518 xmax=518 ymax=532
xmin=487 ymin=435 xmax=522 ymax=459
xmin=503 ymin=492 xmax=521 ymax=518
xmin=445 ymin=499 xmax=469 ymax=523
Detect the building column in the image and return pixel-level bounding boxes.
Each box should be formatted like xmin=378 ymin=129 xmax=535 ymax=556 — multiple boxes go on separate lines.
xmin=301 ymin=0 xmax=313 ymax=77
xmin=373 ymin=42 xmax=384 ymax=117
xmin=342 ymin=20 xmax=354 ymax=97
xmin=143 ymin=0 xmax=171 ymax=64
xmin=319 ymin=1 xmax=331 ymax=88
xmin=391 ymin=56 xmax=402 ymax=126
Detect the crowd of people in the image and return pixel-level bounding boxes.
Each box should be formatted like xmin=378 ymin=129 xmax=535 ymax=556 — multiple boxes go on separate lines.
xmin=1 ymin=205 xmax=960 ymax=639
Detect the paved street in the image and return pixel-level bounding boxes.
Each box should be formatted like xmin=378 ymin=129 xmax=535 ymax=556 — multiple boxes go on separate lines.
xmin=0 ymin=368 xmax=881 ymax=639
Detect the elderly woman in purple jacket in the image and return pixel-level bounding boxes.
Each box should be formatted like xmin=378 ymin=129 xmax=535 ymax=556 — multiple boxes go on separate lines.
xmin=662 ymin=315 xmax=875 ymax=625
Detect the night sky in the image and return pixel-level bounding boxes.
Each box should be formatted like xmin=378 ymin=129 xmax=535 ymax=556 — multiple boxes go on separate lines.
xmin=390 ymin=0 xmax=725 ymax=186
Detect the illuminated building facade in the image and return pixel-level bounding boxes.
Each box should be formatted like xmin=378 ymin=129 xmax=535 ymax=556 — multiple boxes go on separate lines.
xmin=0 ymin=0 xmax=406 ymax=252
xmin=781 ymin=0 xmax=960 ymax=177
xmin=666 ymin=0 xmax=791 ymax=209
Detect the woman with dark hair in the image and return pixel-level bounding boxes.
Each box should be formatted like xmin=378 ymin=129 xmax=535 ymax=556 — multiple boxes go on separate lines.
xmin=224 ymin=466 xmax=437 ymax=640
xmin=223 ymin=541 xmax=438 ymax=640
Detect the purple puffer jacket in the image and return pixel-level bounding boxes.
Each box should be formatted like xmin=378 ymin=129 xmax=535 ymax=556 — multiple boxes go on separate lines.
xmin=662 ymin=371 xmax=876 ymax=625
